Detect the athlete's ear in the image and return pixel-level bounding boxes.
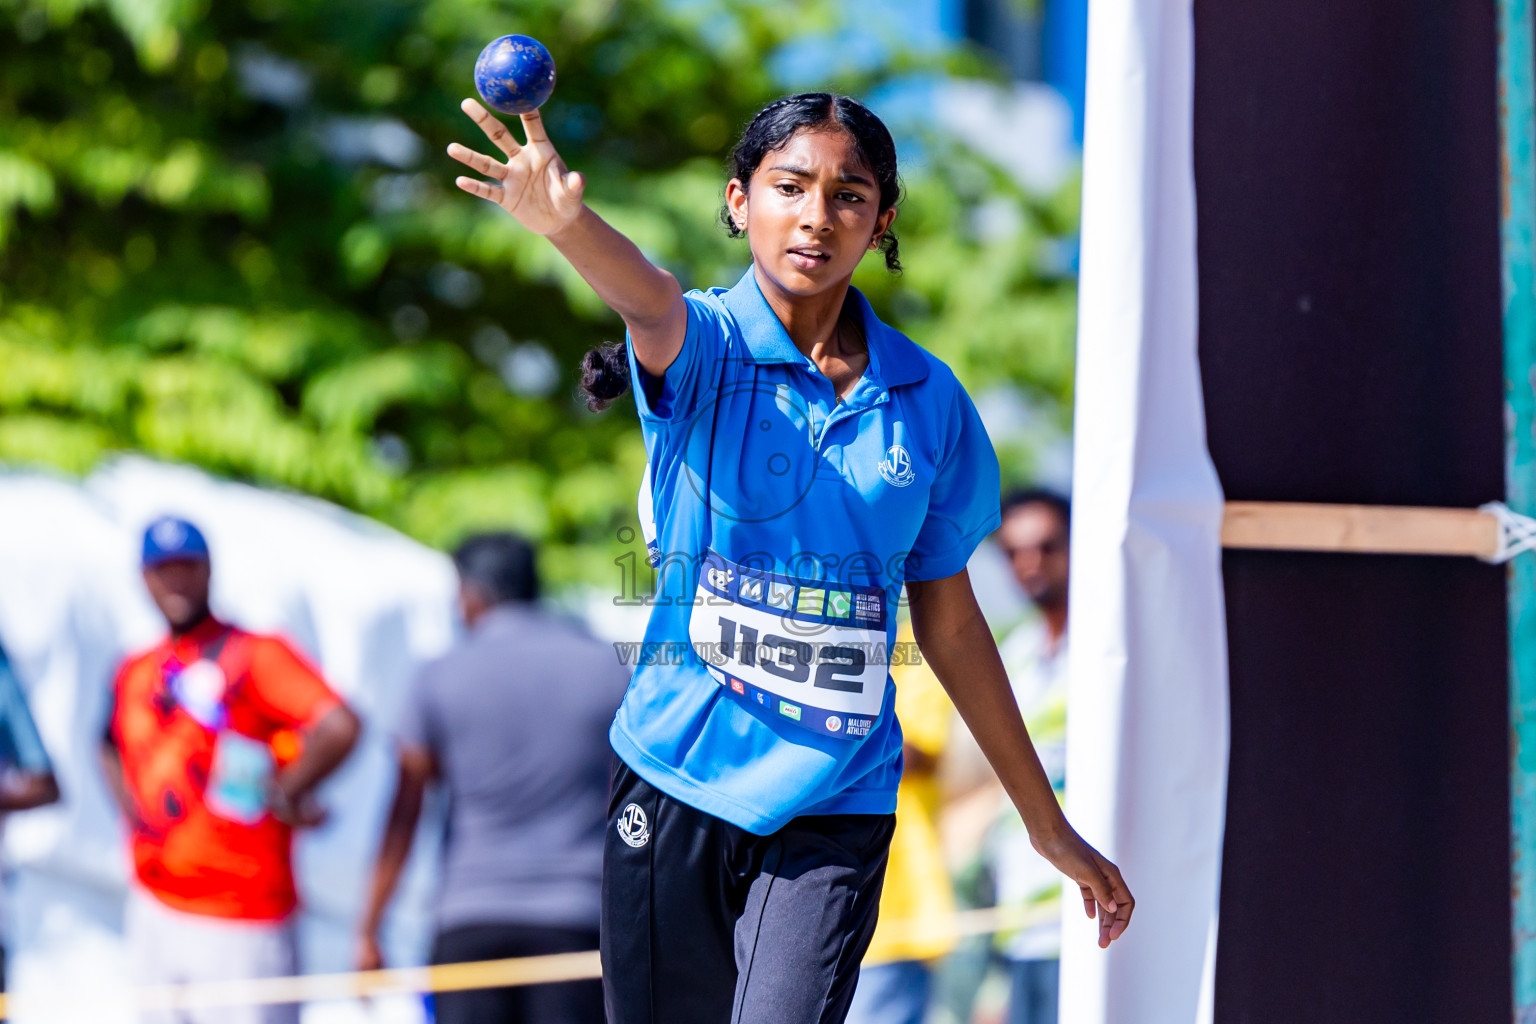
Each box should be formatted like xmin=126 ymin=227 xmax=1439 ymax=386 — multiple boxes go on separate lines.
xmin=868 ymin=206 xmax=897 ymax=251
xmin=725 ymin=178 xmax=749 ymax=233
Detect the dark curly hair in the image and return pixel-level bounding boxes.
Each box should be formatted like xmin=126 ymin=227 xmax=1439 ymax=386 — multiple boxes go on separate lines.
xmin=580 ymin=93 xmax=903 ymax=412
xmin=579 ymin=340 xmax=629 ymax=412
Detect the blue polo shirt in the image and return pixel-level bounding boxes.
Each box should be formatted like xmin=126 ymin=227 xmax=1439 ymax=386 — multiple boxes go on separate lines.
xmin=611 ymin=267 xmax=1001 ymax=834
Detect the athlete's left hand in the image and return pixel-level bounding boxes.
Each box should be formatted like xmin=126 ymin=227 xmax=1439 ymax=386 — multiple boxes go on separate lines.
xmin=1032 ymin=823 xmax=1134 ymax=947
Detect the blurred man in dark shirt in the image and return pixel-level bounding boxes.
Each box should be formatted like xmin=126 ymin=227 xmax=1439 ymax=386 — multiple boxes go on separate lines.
xmin=358 ymin=532 xmax=628 ymax=1024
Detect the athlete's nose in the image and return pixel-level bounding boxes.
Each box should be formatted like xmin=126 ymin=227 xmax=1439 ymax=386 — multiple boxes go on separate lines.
xmin=800 ymin=187 xmax=834 ymax=234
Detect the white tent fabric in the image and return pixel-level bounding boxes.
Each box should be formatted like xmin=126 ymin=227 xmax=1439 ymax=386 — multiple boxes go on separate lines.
xmin=1060 ymin=0 xmax=1229 ymax=1021
xmin=0 ymin=457 xmax=458 ymax=1023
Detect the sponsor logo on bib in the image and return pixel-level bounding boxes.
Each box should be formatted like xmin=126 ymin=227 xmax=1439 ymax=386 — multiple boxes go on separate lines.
xmin=616 ymin=803 xmax=650 ymax=848
xmin=767 ymin=581 xmax=795 ymax=609
xmin=826 ymin=715 xmax=843 ymax=732
xmin=796 ymin=588 xmax=825 ymax=617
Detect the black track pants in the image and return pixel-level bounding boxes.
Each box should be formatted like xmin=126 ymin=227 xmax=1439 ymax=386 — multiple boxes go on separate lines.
xmin=600 ymin=758 xmax=895 ymax=1024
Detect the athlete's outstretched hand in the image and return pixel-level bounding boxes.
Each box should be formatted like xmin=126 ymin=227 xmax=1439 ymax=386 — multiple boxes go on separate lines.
xmin=1033 ymin=823 xmax=1135 ymax=948
xmin=448 ymin=98 xmax=585 ymax=236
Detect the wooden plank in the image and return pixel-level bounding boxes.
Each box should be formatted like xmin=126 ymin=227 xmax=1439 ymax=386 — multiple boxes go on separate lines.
xmin=1220 ymin=501 xmax=1500 ymax=558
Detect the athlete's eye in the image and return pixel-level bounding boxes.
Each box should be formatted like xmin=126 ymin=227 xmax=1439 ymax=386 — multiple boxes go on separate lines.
xmin=838 ymin=192 xmax=865 ymax=203
xmin=775 ymin=183 xmax=802 ymax=196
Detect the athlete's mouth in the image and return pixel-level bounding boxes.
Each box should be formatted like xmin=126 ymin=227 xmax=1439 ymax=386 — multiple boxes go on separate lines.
xmin=786 ymin=247 xmax=831 ymax=268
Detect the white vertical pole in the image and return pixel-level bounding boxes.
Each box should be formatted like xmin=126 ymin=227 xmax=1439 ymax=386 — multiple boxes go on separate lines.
xmin=1061 ymin=0 xmax=1229 ymax=1020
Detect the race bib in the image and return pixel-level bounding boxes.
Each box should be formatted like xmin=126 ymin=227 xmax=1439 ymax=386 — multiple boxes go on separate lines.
xmin=205 ymin=730 xmax=275 ymax=825
xmin=688 ymin=551 xmax=888 ymax=739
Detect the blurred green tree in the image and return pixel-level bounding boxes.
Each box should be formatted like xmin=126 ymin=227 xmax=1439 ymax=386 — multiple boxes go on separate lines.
xmin=0 ymin=0 xmax=1076 ymax=587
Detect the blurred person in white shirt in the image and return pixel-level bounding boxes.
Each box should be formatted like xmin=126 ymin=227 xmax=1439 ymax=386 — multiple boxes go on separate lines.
xmin=990 ymin=488 xmax=1071 ymax=1024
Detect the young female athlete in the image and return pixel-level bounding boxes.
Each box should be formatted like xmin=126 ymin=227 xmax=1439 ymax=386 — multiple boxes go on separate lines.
xmin=448 ymin=91 xmax=1133 ymax=1024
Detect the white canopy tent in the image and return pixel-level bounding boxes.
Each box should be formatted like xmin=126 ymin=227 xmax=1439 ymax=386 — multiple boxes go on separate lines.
xmin=0 ymin=457 xmax=459 ymax=1023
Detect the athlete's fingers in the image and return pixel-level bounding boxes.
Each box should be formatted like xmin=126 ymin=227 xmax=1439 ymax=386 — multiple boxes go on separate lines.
xmin=455 ymin=176 xmax=504 ymax=204
xmin=461 ymin=98 xmax=523 ymax=158
xmin=1098 ymin=858 xmax=1135 ymax=943
xmin=1080 ymin=863 xmax=1118 ymax=920
xmin=1108 ymin=898 xmax=1133 ymax=944
xmin=548 ymin=164 xmax=584 ymax=204
xmin=446 ymin=143 xmax=507 ymax=180
xmin=520 ymin=109 xmax=549 ymax=144
xmin=1077 ymin=865 xmax=1121 ymax=949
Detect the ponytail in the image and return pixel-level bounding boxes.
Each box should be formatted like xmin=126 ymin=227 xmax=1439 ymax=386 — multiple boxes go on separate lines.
xmin=580 ymin=341 xmax=631 ymax=411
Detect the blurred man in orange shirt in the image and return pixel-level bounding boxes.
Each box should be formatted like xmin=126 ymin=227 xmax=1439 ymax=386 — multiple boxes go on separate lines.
xmin=101 ymin=516 xmax=360 ymax=1024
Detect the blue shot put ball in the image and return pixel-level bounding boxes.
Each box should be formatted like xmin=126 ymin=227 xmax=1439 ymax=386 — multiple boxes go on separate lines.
xmin=473 ymin=34 xmax=556 ymax=115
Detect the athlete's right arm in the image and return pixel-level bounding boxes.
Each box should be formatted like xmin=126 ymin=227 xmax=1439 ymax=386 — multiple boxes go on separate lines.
xmin=448 ymin=99 xmax=687 ymax=377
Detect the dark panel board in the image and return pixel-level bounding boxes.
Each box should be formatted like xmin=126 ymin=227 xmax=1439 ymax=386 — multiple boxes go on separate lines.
xmin=1218 ymin=552 xmax=1507 ymax=1024
xmin=1193 ymin=0 xmax=1503 ymax=507
xmin=1192 ymin=0 xmax=1510 ymax=1020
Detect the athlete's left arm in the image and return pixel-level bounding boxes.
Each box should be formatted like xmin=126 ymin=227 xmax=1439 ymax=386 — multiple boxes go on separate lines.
xmin=907 ymin=568 xmax=1134 ymax=948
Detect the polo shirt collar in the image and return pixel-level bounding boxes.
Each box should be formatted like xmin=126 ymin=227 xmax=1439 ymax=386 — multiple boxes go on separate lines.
xmin=720 ymin=266 xmax=930 ymax=388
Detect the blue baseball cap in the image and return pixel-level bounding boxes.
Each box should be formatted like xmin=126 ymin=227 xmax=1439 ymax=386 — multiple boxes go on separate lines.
xmin=141 ymin=516 xmax=210 ymax=567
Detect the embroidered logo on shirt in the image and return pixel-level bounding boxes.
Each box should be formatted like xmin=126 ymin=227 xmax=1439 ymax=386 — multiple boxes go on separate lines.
xmin=616 ymin=803 xmax=650 ymax=848
xmin=879 ymin=444 xmax=915 ymax=487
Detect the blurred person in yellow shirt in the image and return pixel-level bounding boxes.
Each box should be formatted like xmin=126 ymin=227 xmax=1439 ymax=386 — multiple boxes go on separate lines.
xmin=846 ymin=622 xmax=959 ymax=1024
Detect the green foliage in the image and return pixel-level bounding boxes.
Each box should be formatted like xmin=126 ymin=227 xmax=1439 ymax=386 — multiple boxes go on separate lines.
xmin=0 ymin=0 xmax=1076 ymax=587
